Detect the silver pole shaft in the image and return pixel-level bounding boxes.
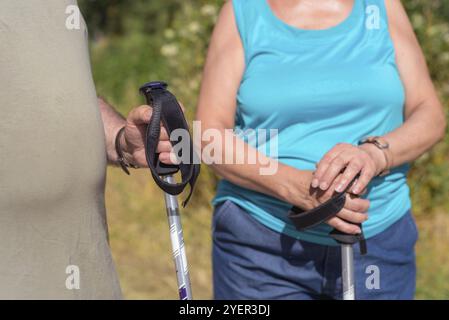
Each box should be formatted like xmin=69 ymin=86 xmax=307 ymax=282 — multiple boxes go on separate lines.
xmin=341 ymin=244 xmax=355 ymax=300
xmin=162 ymin=175 xmax=193 ymax=300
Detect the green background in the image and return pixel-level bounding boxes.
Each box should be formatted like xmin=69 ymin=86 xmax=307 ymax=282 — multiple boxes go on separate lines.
xmin=78 ymin=0 xmax=449 ymax=299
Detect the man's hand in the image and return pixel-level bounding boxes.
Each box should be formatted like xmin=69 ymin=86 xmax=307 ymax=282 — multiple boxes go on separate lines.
xmin=98 ymin=97 xmax=183 ymax=169
xmin=121 ymin=105 xmax=173 ymax=168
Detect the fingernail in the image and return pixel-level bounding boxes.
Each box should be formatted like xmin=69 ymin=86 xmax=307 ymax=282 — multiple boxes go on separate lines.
xmin=319 ymin=181 xmax=328 ymax=190
xmin=354 ymin=227 xmax=362 ymax=234
xmin=311 ymin=179 xmax=319 ymax=188
xmin=352 ymin=185 xmax=360 ymax=194
xmin=336 ymin=183 xmax=345 ymax=192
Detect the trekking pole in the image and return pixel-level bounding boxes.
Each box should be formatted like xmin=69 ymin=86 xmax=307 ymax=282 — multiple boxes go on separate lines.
xmin=341 ymin=244 xmax=355 ymax=300
xmin=162 ymin=175 xmax=193 ymax=300
xmin=330 ymin=228 xmax=366 ymax=300
xmin=288 ymin=173 xmax=366 ymax=300
xmin=140 ymin=81 xmax=200 ymax=300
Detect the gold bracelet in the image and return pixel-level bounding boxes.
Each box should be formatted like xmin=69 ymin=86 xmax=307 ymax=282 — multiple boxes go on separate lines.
xmin=359 ymin=136 xmax=391 ymax=176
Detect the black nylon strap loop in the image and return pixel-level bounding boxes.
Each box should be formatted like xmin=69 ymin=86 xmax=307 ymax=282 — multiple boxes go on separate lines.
xmin=288 ymin=173 xmax=367 ymax=254
xmin=140 ymin=82 xmax=200 ymax=207
xmin=288 ymin=175 xmax=359 ymax=230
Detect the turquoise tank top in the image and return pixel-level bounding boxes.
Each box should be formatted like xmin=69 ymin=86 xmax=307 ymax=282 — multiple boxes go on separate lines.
xmin=213 ymin=0 xmax=411 ymax=245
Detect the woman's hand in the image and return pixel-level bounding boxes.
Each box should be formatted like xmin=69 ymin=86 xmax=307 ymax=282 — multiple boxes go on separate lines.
xmin=294 ymin=171 xmax=370 ymax=234
xmin=311 ymin=143 xmax=387 ymax=196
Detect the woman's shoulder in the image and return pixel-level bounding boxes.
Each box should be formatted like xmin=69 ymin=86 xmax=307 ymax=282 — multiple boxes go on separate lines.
xmin=384 ymin=0 xmax=412 ymax=31
xmin=383 ymin=0 xmax=418 ymax=50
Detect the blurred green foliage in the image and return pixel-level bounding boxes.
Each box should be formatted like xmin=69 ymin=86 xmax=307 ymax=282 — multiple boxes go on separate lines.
xmin=77 ymin=0 xmax=449 ymax=299
xmin=403 ymin=0 xmax=449 ymax=214
xmin=79 ymin=0 xmax=449 ymax=214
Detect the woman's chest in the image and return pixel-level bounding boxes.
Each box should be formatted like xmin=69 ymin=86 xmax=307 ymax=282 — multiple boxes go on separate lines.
xmin=238 ymin=59 xmax=405 ymax=128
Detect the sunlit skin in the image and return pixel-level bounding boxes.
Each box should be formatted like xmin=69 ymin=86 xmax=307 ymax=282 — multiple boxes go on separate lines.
xmin=97 ymin=97 xmax=174 ymax=168
xmin=195 ymin=0 xmax=446 ymax=234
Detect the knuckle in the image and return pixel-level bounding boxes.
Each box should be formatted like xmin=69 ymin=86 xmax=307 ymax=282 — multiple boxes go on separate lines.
xmin=364 ymin=154 xmax=373 ymax=163
xmin=360 ymin=200 xmax=370 ymax=211
xmin=360 ymin=202 xmax=369 ymax=212
xmin=361 ymin=164 xmax=372 ymax=174
xmin=349 ymin=201 xmax=361 ymax=212
xmin=347 ymin=163 xmax=361 ymax=172
xmin=365 ymin=168 xmax=376 ymax=177
xmin=362 ymin=200 xmax=370 ymax=211
xmin=346 ymin=199 xmax=359 ymax=211
xmin=315 ymin=171 xmax=324 ymax=180
xmin=350 ymin=158 xmax=363 ymax=168
xmin=327 ymin=217 xmax=338 ymax=227
xmin=354 ymin=200 xmax=368 ymax=212
xmin=354 ymin=214 xmax=366 ymax=223
xmin=321 ymin=155 xmax=332 ymax=164
xmin=335 ymin=219 xmax=346 ymax=230
xmin=333 ymin=157 xmax=345 ymax=166
xmin=134 ymin=106 xmax=146 ymax=114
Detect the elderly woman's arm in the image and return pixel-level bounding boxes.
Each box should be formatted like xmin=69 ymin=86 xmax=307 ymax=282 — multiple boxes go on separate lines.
xmin=196 ymin=2 xmax=370 ymax=234
xmin=313 ymin=0 xmax=446 ymax=195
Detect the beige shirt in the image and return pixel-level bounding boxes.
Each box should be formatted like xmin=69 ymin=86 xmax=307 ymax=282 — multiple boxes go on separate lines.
xmin=0 ymin=0 xmax=121 ymax=299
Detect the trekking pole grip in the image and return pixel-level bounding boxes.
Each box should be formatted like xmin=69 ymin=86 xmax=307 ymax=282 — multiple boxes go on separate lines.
xmin=140 ymin=81 xmax=180 ymax=176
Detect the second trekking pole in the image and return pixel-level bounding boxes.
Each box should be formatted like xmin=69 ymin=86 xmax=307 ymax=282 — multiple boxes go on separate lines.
xmin=330 ymin=227 xmax=366 ymax=300
xmin=289 ymin=173 xmax=366 ymax=300
xmin=341 ymin=243 xmax=355 ymax=300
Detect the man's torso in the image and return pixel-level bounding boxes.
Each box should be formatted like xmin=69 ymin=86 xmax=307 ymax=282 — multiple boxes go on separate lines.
xmin=0 ymin=0 xmax=121 ymax=299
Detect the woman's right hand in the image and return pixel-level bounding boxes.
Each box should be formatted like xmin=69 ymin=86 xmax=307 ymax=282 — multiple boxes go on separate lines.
xmin=291 ymin=171 xmax=369 ymax=234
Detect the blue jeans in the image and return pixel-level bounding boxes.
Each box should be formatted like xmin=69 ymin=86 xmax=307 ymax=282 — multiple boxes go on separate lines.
xmin=212 ymin=200 xmax=418 ymax=300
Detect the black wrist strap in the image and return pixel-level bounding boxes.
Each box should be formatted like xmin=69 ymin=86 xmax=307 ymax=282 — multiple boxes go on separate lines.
xmin=288 ymin=174 xmax=367 ymax=254
xmin=140 ymin=81 xmax=200 ymax=207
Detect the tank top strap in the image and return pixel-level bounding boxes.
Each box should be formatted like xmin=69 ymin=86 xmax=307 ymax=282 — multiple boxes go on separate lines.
xmin=363 ymin=0 xmax=390 ymax=30
xmin=232 ymin=0 xmax=396 ymax=67
xmin=231 ymin=0 xmax=267 ymax=64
